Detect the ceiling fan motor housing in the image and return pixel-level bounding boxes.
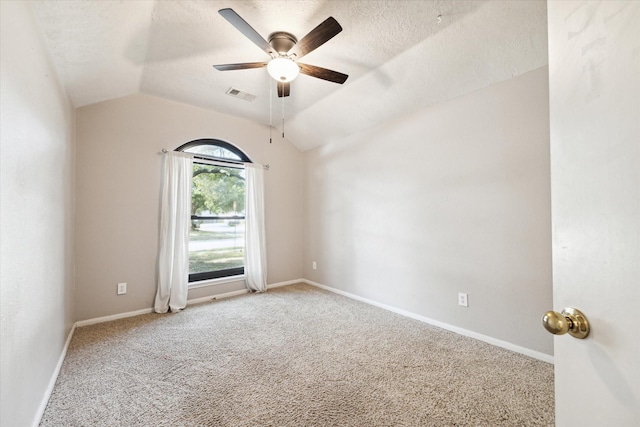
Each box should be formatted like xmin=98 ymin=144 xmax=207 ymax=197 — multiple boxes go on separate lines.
xmin=268 ymin=32 xmax=298 ymax=56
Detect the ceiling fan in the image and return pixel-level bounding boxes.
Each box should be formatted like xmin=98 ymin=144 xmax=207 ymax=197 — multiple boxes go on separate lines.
xmin=213 ymin=8 xmax=348 ymax=98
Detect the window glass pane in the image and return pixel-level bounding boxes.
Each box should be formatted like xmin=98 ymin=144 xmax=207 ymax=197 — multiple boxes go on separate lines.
xmin=191 ymin=164 xmax=245 ymax=217
xmin=183 ymin=145 xmax=242 ymax=161
xmin=189 ymin=162 xmax=245 ymax=278
xmin=189 ymin=219 xmax=245 ymax=275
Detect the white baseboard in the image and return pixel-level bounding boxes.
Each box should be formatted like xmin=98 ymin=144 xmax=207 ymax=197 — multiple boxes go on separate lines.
xmin=186 ymin=288 xmax=249 ymax=305
xmin=75 ymin=307 xmax=154 ymax=327
xmin=32 ymin=322 xmax=76 ymax=427
xmin=189 ymin=279 xmax=301 ymax=304
xmin=76 ymin=279 xmax=302 ymax=327
xmin=267 ymin=279 xmax=303 ymax=289
xmin=77 ymin=279 xmax=552 ymax=364
xmin=302 ymin=279 xmax=554 ymax=364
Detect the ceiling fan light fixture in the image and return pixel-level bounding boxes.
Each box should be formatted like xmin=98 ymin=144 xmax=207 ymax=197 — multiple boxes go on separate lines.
xmin=267 ymin=57 xmax=300 ymax=82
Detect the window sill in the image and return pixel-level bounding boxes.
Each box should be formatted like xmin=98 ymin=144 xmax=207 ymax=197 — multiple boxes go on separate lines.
xmin=188 ymin=275 xmax=245 ymax=290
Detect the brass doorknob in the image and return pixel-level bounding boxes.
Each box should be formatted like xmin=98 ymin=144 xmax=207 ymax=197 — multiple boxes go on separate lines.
xmin=542 ymin=307 xmax=590 ymax=339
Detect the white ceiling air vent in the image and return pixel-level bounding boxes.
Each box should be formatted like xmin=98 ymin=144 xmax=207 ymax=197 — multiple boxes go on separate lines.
xmin=225 ymin=87 xmax=256 ymax=102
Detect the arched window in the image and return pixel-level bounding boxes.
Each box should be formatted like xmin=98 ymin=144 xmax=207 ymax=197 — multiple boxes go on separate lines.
xmin=176 ymin=139 xmax=251 ymax=163
xmin=176 ymin=139 xmax=251 ymax=283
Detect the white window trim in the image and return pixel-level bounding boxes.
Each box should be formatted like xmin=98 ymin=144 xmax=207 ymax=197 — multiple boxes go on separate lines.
xmin=188 ymin=275 xmax=246 ymax=289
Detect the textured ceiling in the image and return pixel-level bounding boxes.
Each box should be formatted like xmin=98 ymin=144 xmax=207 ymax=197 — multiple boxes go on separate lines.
xmin=29 ymin=0 xmax=548 ymax=151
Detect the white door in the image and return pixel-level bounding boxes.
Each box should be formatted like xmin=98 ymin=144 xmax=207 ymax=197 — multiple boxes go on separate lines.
xmin=548 ymin=1 xmax=639 ymax=425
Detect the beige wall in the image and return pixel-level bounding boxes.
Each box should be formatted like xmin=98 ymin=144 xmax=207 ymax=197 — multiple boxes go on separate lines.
xmin=75 ymin=94 xmax=304 ymax=321
xmin=0 ymin=2 xmax=76 ymax=426
xmin=303 ymin=67 xmax=553 ymax=355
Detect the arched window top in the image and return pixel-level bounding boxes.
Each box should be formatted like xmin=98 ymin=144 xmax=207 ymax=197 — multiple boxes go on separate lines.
xmin=175 ymin=139 xmax=251 ymax=163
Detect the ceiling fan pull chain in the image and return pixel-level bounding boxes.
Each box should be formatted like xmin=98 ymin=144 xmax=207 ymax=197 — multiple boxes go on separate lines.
xmin=282 ymin=93 xmax=285 ymax=138
xmin=269 ymin=79 xmax=273 ymax=144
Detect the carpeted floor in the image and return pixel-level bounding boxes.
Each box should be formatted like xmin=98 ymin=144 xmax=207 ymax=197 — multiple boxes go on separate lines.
xmin=41 ymin=283 xmax=554 ymax=426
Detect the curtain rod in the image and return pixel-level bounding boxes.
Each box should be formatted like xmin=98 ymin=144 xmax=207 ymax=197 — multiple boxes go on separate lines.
xmin=161 ymin=149 xmax=269 ymax=170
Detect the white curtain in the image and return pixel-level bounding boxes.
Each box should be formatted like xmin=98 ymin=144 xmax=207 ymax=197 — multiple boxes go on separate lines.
xmin=154 ymin=152 xmax=193 ymax=313
xmin=244 ymin=163 xmax=267 ymax=292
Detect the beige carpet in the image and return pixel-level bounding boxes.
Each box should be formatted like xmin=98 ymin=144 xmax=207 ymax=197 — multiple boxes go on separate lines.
xmin=41 ymin=283 xmax=554 ymax=426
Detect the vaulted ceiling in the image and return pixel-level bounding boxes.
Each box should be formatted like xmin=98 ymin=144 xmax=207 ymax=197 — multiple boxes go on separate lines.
xmin=29 ymin=0 xmax=548 ymax=151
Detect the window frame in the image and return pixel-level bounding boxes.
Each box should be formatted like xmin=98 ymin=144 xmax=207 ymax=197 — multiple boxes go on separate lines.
xmin=176 ymin=139 xmax=251 ymax=283
xmin=176 ymin=139 xmax=251 ymax=163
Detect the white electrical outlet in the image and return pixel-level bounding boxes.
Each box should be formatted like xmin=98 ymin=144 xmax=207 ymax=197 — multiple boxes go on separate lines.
xmin=312 ymin=261 xmax=317 ymax=270
xmin=117 ymin=282 xmax=127 ymax=295
xmin=458 ymin=292 xmax=468 ymax=307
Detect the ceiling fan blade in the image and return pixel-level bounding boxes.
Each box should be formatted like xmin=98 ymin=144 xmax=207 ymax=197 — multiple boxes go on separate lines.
xmin=218 ymin=8 xmax=273 ymax=56
xmin=213 ymin=62 xmax=267 ymax=71
xmin=277 ymin=82 xmax=290 ymax=97
xmin=287 ymin=17 xmax=342 ymax=60
xmin=298 ymin=63 xmax=348 ymax=84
